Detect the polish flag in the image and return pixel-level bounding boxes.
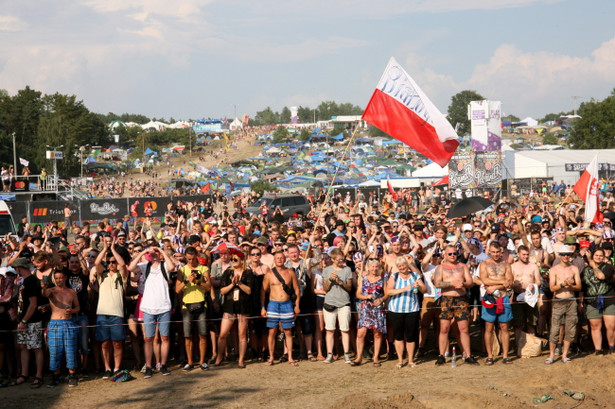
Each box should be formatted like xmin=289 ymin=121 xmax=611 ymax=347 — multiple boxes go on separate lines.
xmin=573 ymin=155 xmax=603 ymax=224
xmin=387 ymin=175 xmax=398 ymax=201
xmin=362 ymin=57 xmax=459 ymax=167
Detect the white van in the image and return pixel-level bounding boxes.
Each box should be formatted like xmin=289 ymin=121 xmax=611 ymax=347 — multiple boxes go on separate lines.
xmin=0 ymin=200 xmax=16 ymax=236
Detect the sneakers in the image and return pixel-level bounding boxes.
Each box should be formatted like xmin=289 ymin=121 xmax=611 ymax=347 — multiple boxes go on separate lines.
xmin=344 ymin=354 xmax=352 ymax=364
xmin=183 ymin=364 xmax=193 ymax=371
xmin=324 ymin=354 xmax=334 ymax=364
xmin=435 ymin=355 xmax=446 ymax=366
xmin=140 ymin=364 xmax=147 ymax=374
xmin=143 ymin=367 xmax=153 ymax=379
xmin=200 ymin=363 xmax=209 ymax=371
xmin=68 ymin=375 xmax=78 ymax=387
xmin=160 ymin=365 xmax=170 ymax=376
xmin=47 ymin=374 xmax=61 ymax=387
xmin=102 ymin=370 xmax=112 ymax=380
xmin=155 ymin=362 xmax=162 ymax=372
xmin=464 ymin=356 xmax=479 ymax=365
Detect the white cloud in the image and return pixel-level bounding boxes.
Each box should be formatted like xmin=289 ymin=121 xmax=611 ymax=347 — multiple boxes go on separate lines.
xmin=0 ymin=15 xmax=26 ymax=32
xmin=461 ymin=38 xmax=615 ymax=116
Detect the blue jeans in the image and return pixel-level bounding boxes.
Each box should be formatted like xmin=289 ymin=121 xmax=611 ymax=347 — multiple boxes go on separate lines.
xmin=143 ymin=310 xmax=172 ymax=338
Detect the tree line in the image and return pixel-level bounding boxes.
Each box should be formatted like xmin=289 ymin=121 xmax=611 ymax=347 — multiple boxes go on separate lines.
xmin=2 ymin=85 xmax=612 ymax=177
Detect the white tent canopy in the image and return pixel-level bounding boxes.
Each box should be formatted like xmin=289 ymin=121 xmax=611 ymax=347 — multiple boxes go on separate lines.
xmin=412 ymin=163 xmax=448 ymax=178
xmin=230 ymin=118 xmax=243 ymax=131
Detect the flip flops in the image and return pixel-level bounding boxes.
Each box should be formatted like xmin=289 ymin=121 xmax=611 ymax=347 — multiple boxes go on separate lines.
xmin=9 ymin=375 xmax=28 ymax=386
xmin=289 ymin=361 xmax=299 ymax=367
xmin=544 ymin=357 xmax=554 ymax=365
xmin=485 ymin=358 xmax=494 ymax=366
xmin=30 ymin=377 xmax=43 ymax=389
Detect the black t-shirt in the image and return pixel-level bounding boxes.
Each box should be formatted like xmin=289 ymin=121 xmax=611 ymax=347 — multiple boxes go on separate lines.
xmin=220 ymin=268 xmax=254 ymax=315
xmin=67 ymin=269 xmax=90 ymax=315
xmin=20 ymin=275 xmax=42 ymax=323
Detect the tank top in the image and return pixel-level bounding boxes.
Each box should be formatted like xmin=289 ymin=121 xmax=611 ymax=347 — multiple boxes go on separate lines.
xmin=388 ymin=272 xmax=419 ymax=313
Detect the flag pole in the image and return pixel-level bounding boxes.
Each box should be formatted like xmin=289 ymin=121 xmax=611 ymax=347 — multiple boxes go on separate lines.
xmin=304 ymin=126 xmax=360 ymax=261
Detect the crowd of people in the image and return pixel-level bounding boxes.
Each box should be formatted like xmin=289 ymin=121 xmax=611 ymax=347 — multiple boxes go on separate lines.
xmin=1 ymin=186 xmax=615 ymax=389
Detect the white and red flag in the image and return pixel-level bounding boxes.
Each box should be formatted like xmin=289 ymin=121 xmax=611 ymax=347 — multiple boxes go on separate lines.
xmin=387 ymin=175 xmax=398 ymax=201
xmin=362 ymin=57 xmax=459 ymax=167
xmin=573 ymin=155 xmax=603 ymax=224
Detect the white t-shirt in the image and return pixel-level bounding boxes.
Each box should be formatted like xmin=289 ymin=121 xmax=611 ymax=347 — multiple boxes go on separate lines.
xmin=138 ymin=262 xmax=172 ymax=315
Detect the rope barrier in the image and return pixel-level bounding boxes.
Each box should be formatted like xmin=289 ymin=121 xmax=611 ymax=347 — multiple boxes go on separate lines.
xmin=1 ymin=293 xmax=610 ymax=333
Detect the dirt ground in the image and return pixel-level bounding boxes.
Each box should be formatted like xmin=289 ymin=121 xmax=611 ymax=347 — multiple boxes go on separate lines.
xmin=3 ymin=343 xmax=614 ymax=409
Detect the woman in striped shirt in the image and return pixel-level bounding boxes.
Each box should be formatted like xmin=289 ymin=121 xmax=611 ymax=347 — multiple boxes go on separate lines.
xmin=386 ymin=256 xmax=426 ymax=369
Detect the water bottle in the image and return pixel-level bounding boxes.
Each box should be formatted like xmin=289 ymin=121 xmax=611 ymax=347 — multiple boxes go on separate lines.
xmin=451 ymin=346 xmax=457 ymax=368
xmin=412 ymin=272 xmax=419 ymax=293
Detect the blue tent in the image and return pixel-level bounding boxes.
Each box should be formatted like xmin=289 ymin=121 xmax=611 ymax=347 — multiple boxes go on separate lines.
xmin=144 ymin=147 xmax=158 ymax=156
xmin=331 ymin=133 xmax=344 ymax=141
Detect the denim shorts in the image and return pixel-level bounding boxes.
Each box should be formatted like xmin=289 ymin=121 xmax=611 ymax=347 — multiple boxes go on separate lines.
xmin=95 ymin=315 xmax=126 ymax=342
xmin=143 ymin=310 xmax=172 ymax=338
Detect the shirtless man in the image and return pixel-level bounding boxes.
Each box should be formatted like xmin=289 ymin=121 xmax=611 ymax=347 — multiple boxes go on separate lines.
xmin=41 ymin=269 xmax=80 ymax=387
xmin=384 ymin=236 xmax=405 ymax=273
xmin=433 ymin=245 xmax=478 ymax=365
xmin=256 ymin=236 xmax=274 ymax=268
xmin=511 ymin=245 xmax=542 ymax=356
xmin=261 ymin=251 xmax=300 ymax=366
xmin=479 ymin=241 xmax=514 ymax=365
xmin=545 ymin=245 xmax=581 ymax=364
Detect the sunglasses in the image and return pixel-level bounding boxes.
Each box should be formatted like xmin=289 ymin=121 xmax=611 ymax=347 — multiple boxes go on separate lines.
xmin=446 ymin=252 xmax=457 ymax=256
xmin=560 ymin=253 xmax=573 ymax=257
xmin=283 ymin=247 xmax=289 ymax=251
xmin=231 ymin=257 xmax=241 ymax=262
xmin=368 ymin=258 xmax=378 ymax=261
xmin=251 ymin=253 xmax=261 ymax=256
xmin=107 ymin=260 xmax=118 ymax=264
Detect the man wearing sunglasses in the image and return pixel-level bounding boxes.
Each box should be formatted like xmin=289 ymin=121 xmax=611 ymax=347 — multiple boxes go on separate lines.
xmin=545 ymin=245 xmax=581 ymax=364
xmin=433 ymin=245 xmax=477 ymax=366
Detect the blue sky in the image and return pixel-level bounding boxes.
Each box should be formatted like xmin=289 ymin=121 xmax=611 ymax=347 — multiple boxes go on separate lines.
xmin=1 ymin=0 xmax=614 ymax=121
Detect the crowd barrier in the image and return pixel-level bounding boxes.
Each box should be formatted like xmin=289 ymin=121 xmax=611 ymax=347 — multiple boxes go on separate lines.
xmin=6 ymin=194 xmax=214 ymax=226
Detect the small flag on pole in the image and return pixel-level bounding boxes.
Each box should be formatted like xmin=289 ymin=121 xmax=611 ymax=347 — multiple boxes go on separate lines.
xmin=387 ymin=175 xmax=398 ymax=201
xmin=573 ymin=155 xmax=603 ymax=224
xmin=362 ymin=57 xmax=459 ymax=167
xmin=19 ymin=157 xmax=29 ymax=167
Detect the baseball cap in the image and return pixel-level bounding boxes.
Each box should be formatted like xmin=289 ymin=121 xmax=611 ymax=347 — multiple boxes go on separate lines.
xmin=256 ymin=236 xmax=269 ymax=246
xmin=12 ymin=258 xmax=32 ymax=269
xmin=579 ymin=240 xmax=591 ymax=248
xmin=603 ymin=230 xmax=614 ymax=239
xmin=462 ymin=223 xmax=473 ymax=232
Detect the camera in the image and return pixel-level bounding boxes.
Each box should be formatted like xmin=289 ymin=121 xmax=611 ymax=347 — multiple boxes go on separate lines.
xmin=191 ymin=270 xmax=202 ymax=280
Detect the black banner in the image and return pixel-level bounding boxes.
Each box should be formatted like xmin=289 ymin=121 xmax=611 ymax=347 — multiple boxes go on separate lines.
xmin=80 ymin=198 xmax=128 ymax=220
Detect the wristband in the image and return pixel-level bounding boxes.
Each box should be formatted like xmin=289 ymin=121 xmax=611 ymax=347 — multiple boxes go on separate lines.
xmin=184 ymin=280 xmax=189 ymax=285
xmin=261 ymin=306 xmax=266 ymax=309
xmin=21 ymin=319 xmax=27 ymax=325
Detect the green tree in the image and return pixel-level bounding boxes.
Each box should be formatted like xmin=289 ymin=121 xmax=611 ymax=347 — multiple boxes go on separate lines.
xmin=298 ymin=128 xmax=311 ymax=141
xmin=540 ymin=111 xmax=572 ymax=123
xmin=273 ymin=125 xmax=289 ymax=143
xmin=37 ymin=92 xmax=108 ymax=177
xmin=250 ymin=180 xmax=277 ymax=195
xmin=502 ymin=114 xmax=520 ymax=123
xmin=0 ymin=86 xmax=44 ymax=171
xmin=280 ymin=107 xmax=291 ymax=124
xmin=446 ymin=90 xmax=485 ymax=135
xmin=542 ymin=132 xmax=558 ymax=145
xmin=569 ymin=91 xmax=615 ymax=149
xmin=254 ymin=107 xmax=280 ymax=125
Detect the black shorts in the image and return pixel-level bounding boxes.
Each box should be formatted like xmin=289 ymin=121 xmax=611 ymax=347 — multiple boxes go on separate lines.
xmin=388 ymin=311 xmax=420 ymax=342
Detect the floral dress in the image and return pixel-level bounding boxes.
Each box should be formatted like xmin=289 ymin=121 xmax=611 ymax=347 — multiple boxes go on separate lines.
xmin=357 ymin=275 xmax=387 ymax=333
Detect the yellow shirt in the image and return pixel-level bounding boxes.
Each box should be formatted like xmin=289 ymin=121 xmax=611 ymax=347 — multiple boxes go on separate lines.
xmin=180 ymin=264 xmax=209 ymax=307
